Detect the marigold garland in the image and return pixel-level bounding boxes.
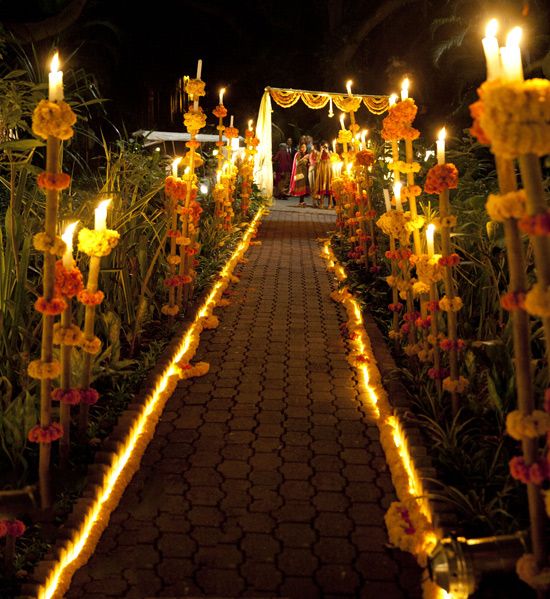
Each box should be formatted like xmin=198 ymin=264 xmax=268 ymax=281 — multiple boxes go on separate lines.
xmin=37 ymin=172 xmax=71 ymax=191
xmin=0 ymin=520 xmax=25 ymax=538
xmin=519 ymin=212 xmax=550 ymax=237
xmin=53 ymin=323 xmax=83 ymax=346
xmin=34 ymin=296 xmax=67 ymax=315
xmin=80 ymin=336 xmax=102 ymax=355
xmin=438 ymin=295 xmax=463 ymax=312
xmin=78 ymin=289 xmax=104 ymax=306
xmin=212 ymin=104 xmax=227 ymax=119
xmin=28 ymin=359 xmax=61 ymax=380
xmin=77 ymin=228 xmax=120 ymax=257
xmin=79 ymin=387 xmax=100 ymax=405
xmin=506 ymin=410 xmax=550 ymax=440
xmin=52 ymin=387 xmax=81 ymax=405
xmin=389 ymin=160 xmax=421 ymax=174
xmin=54 ymin=260 xmax=84 ymax=297
xmin=178 ymin=361 xmax=210 ymax=379
xmin=224 ymin=126 xmax=239 ymax=139
xmin=33 ymin=232 xmax=66 ymax=256
xmin=524 ymin=284 xmax=550 ymax=318
xmin=500 ymin=291 xmax=526 ymax=312
xmin=27 ymin=422 xmax=63 ymax=443
xmin=161 ymin=304 xmax=179 ymax=316
xmin=32 ymin=99 xmax=76 ymax=141
xmin=509 ymin=456 xmax=548 ymax=485
xmin=185 ymin=78 xmax=206 ymax=97
xmin=469 ymin=99 xmax=490 ymax=145
xmin=486 ymin=190 xmax=527 ymax=222
xmin=183 ymin=109 xmax=207 ymax=133
xmin=442 ymin=375 xmax=469 ymax=394
xmin=424 ymin=164 xmax=459 ymax=194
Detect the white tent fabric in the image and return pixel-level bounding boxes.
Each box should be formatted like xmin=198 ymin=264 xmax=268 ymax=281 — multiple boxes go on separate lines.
xmin=133 ymin=130 xmax=243 ymax=146
xmin=253 ymin=91 xmax=273 ymax=198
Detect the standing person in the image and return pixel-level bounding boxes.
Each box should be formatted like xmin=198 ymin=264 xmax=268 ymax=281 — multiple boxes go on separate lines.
xmin=314 ymin=140 xmax=332 ymax=208
xmin=289 ymin=142 xmax=309 ymax=206
xmin=286 ymin=137 xmax=296 ymax=159
xmin=273 ymin=142 xmax=293 ymax=198
xmin=308 ymin=142 xmax=319 ymax=204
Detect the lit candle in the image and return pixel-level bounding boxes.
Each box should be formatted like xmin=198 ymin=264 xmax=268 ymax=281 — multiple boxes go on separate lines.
xmin=172 ymin=157 xmax=181 ymax=177
xmin=219 ymin=87 xmax=225 ymax=105
xmin=49 ymin=52 xmax=64 ymax=102
xmin=248 ymin=119 xmax=253 ymax=131
xmin=401 ymin=78 xmax=409 ymax=101
xmin=196 ymin=59 xmax=203 ymax=80
xmin=346 ymin=79 xmax=353 ymax=96
xmin=436 ymin=127 xmax=446 ymax=165
xmin=200 ymin=184 xmax=208 ymax=194
xmin=482 ymin=19 xmax=500 ymax=81
xmin=426 ymin=223 xmax=435 ymax=257
xmin=346 ymin=163 xmax=353 ymax=176
xmin=61 ymin=221 xmax=78 ymax=270
xmin=339 ymin=113 xmax=345 ymax=130
xmin=501 ymin=27 xmax=523 ymax=82
xmin=388 ymin=93 xmax=398 ymax=107
xmin=383 ymin=189 xmax=391 ymax=212
xmin=94 ymin=199 xmax=111 ymax=232
xmin=361 ymin=129 xmax=368 ymax=146
xmin=393 ymin=181 xmax=403 ymax=211
xmin=216 ymin=170 xmax=221 ymax=184
xmin=230 ymin=115 xmax=234 ymax=127
xmin=332 ymin=139 xmax=337 ymax=153
xmin=328 ymin=96 xmax=334 ymax=117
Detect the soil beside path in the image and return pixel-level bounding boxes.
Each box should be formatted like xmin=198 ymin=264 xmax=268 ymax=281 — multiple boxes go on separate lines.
xmin=66 ymin=200 xmax=422 ymax=598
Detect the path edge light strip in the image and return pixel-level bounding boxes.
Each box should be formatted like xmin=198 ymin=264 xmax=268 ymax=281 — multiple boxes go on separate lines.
xmin=29 ymin=207 xmax=265 ymax=599
xmin=321 ymin=240 xmax=453 ymax=599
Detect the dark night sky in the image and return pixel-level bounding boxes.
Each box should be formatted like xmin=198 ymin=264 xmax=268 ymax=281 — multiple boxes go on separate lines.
xmin=1 ymin=0 xmax=548 ymax=142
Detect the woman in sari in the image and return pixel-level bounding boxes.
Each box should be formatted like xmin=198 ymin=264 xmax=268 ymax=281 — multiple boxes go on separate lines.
xmin=289 ymin=142 xmax=309 ymax=206
xmin=314 ymin=141 xmax=332 ymax=208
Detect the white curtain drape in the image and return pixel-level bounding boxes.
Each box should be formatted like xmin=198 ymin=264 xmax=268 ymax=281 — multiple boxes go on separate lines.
xmin=253 ymin=91 xmax=273 ymax=199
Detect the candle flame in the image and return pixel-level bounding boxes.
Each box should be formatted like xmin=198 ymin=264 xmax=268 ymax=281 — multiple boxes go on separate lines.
xmin=50 ymin=51 xmax=60 ymax=73
xmin=506 ymin=26 xmax=522 ymax=48
xmin=339 ymin=113 xmax=346 ymax=129
xmin=393 ymin=181 xmax=402 ymax=200
xmin=172 ymin=157 xmax=182 ymax=169
xmin=427 ymin=223 xmax=435 ymax=236
xmin=219 ymin=87 xmax=226 ymax=101
xmin=485 ymin=18 xmax=498 ymax=38
xmin=96 ymin=199 xmax=111 ymax=212
xmin=438 ymin=127 xmax=447 ymax=142
xmin=389 ymin=93 xmax=398 ymax=107
xmin=361 ymin=129 xmax=368 ymax=143
xmin=61 ymin=221 xmax=78 ymax=246
xmin=248 ymin=119 xmax=253 ymax=130
xmin=346 ymin=79 xmax=353 ymax=95
xmin=401 ymin=77 xmax=410 ymax=94
xmin=184 ymin=166 xmax=190 ymax=175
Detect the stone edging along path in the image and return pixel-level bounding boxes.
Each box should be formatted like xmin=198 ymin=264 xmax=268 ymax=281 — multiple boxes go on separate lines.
xmin=321 ymin=241 xmax=456 ymax=592
xmin=19 ymin=208 xmax=266 ymax=599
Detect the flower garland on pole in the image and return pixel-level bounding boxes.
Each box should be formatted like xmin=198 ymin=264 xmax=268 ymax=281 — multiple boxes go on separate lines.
xmin=213 ymin=88 xmax=227 ymax=229
xmin=424 ymin=140 xmax=463 ymax=415
xmin=472 ymin=20 xmax=549 ymax=588
xmin=77 ymin=200 xmax=120 ymax=435
xmin=222 ymin=117 xmax=239 ymax=230
xmin=241 ymin=119 xmax=259 ymax=218
xmin=28 ymin=52 xmax=76 ymax=508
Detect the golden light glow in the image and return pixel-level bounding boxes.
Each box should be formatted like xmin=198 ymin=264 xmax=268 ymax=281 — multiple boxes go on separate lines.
xmin=171 ymin=157 xmax=182 ymax=177
xmin=506 ymin=26 xmax=522 ymax=48
xmin=438 ymin=127 xmax=447 ymax=142
xmin=346 ymin=79 xmax=353 ymax=96
xmin=401 ymin=77 xmax=410 ymax=101
xmin=361 ymin=129 xmax=368 ymax=144
xmin=219 ymin=87 xmax=226 ymax=105
xmin=393 ymin=181 xmax=402 ymax=201
xmin=388 ymin=93 xmax=398 ymax=107
xmin=61 ymin=222 xmax=78 ymax=250
xmin=485 ymin=18 xmax=498 ymax=39
xmin=339 ymin=113 xmax=346 ymax=130
xmin=248 ymin=119 xmax=253 ymax=131
xmin=50 ymin=51 xmax=60 ymax=73
xmin=38 ymin=208 xmax=266 ymax=599
xmin=94 ymin=199 xmax=111 ymax=232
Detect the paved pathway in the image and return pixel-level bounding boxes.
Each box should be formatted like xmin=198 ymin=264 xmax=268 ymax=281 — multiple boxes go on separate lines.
xmin=67 ymin=200 xmax=421 ymax=598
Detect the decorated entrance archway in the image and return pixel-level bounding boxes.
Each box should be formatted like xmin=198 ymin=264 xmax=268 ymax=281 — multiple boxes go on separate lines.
xmin=253 ymin=86 xmax=390 ymax=197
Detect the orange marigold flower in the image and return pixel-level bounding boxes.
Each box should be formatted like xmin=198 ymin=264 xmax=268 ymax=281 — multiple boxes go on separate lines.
xmin=355 ymin=150 xmax=375 ymax=167
xmin=27 ymin=422 xmax=63 ymax=443
xmin=224 ymin=126 xmax=239 ymax=139
xmin=37 ymin=172 xmax=71 ymax=191
xmin=469 ymin=99 xmax=490 ymax=145
xmin=500 ymin=291 xmax=526 ymax=311
xmin=518 ymin=212 xmax=550 ymax=236
xmin=424 ymin=163 xmax=459 ymax=194
xmin=52 ymin=387 xmax=81 ymax=405
xmin=213 ymin=105 xmax=228 ymax=119
xmin=79 ymin=387 xmax=100 ymax=405
xmin=438 ymin=253 xmax=461 ymax=267
xmin=35 ymin=296 xmax=67 ymax=315
xmin=55 ymin=261 xmax=84 ymax=297
xmin=78 ymin=289 xmax=104 ymax=306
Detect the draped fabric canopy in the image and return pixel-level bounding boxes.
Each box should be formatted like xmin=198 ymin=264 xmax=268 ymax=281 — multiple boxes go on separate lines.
xmin=253 ymin=86 xmax=389 ymax=198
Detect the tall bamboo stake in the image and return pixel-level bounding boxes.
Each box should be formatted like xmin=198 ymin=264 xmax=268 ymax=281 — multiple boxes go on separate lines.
xmin=59 ymin=302 xmax=72 ymax=467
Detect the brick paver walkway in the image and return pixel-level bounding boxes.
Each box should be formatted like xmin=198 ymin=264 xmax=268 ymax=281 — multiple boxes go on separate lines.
xmin=66 ymin=200 xmax=421 ymax=598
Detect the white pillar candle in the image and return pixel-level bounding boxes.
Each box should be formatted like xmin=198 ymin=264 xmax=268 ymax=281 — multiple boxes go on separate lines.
xmin=501 ymin=27 xmax=523 ymax=82
xmin=401 ymin=78 xmax=409 ymax=101
xmin=49 ymin=52 xmax=64 ymax=102
xmin=216 ymin=171 xmax=221 ymax=184
xmin=172 ymin=157 xmax=181 ymax=177
xmin=248 ymin=119 xmax=253 ymax=131
xmin=219 ymin=87 xmax=225 ymax=105
xmin=230 ymin=115 xmax=234 ymax=127
xmin=346 ymin=79 xmax=353 ymax=96
xmin=383 ymin=189 xmax=391 ymax=212
xmin=339 ymin=113 xmax=345 ymax=130
xmin=94 ymin=199 xmax=111 ymax=232
xmin=426 ymin=223 xmax=435 ymax=257
xmin=332 ymin=139 xmax=337 ymax=153
xmin=361 ymin=129 xmax=368 ymax=145
xmin=393 ymin=181 xmax=403 ymax=212
xmin=482 ymin=19 xmax=500 ymax=81
xmin=436 ymin=127 xmax=446 ymax=165
xmin=61 ymin=221 xmax=78 ymax=270
xmin=196 ymin=59 xmax=202 ymax=79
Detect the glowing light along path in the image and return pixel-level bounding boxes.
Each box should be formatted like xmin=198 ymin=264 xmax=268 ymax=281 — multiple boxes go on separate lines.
xmin=37 ymin=208 xmax=265 ymax=599
xmin=321 ymin=242 xmax=452 ymax=599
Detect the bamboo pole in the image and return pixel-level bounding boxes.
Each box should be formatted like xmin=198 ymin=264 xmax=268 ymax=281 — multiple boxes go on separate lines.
xmin=59 ymin=302 xmax=72 ymax=467
xmin=39 ymin=136 xmax=60 ymax=508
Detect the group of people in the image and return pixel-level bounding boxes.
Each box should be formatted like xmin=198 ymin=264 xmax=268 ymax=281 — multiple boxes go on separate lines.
xmin=273 ymin=135 xmax=335 ymax=208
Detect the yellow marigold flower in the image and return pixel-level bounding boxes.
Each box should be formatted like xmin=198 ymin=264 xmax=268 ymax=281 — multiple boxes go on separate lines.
xmin=167 ymin=255 xmax=182 ymax=265
xmin=337 ymin=129 xmax=353 ymax=144
xmin=33 ymin=232 xmax=66 ymax=256
xmin=506 ymin=410 xmax=550 ymax=440
xmin=438 ymin=295 xmax=463 ymax=312
xmin=524 ymin=284 xmax=550 ymax=318
xmin=412 ymin=281 xmax=431 ymax=296
xmin=32 ymin=99 xmax=76 ymax=140
xmin=80 ymin=336 xmax=102 ymax=355
xmin=184 ymin=110 xmax=207 ymax=133
xmin=78 ymin=228 xmax=120 ymax=257
xmin=481 ymin=79 xmax=550 ymax=160
xmin=442 ymin=375 xmax=469 ymax=394
xmin=161 ymin=304 xmax=179 ymax=316
xmin=486 ymin=190 xmax=527 ymax=222
xmin=28 ymin=359 xmax=61 ymax=380
xmin=388 ymin=160 xmax=421 ymax=174
xmin=185 ymin=78 xmax=206 ymax=97
xmin=376 ymin=211 xmax=412 ymax=245
xmin=53 ymin=323 xmax=83 ymax=346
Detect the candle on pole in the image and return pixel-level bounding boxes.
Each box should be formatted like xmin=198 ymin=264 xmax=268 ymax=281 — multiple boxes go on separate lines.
xmin=172 ymin=157 xmax=181 ymax=178
xmin=482 ymin=19 xmax=500 ymax=81
xmin=332 ymin=139 xmax=337 ymax=153
xmin=393 ymin=181 xmax=403 ymax=211
xmin=193 ymin=59 xmax=203 ymax=110
xmin=389 ymin=93 xmax=398 ymax=107
xmin=48 ymin=52 xmax=64 ymax=102
xmin=426 ymin=223 xmax=435 ymax=257
xmin=346 ymin=79 xmax=353 ymax=96
xmin=400 ymin=78 xmax=409 ymax=101
xmin=219 ymin=87 xmax=225 ymax=105
xmin=436 ymin=128 xmax=446 ymax=165
xmin=361 ymin=129 xmax=368 ymax=146
xmin=94 ymin=199 xmax=111 ymax=232
xmin=248 ymin=119 xmax=254 ymax=132
xmin=501 ymin=27 xmax=524 ymax=82
xmin=61 ymin=222 xmax=78 ymax=270
xmin=230 ymin=115 xmax=234 ymax=127
xmin=383 ymin=189 xmax=391 ymax=212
